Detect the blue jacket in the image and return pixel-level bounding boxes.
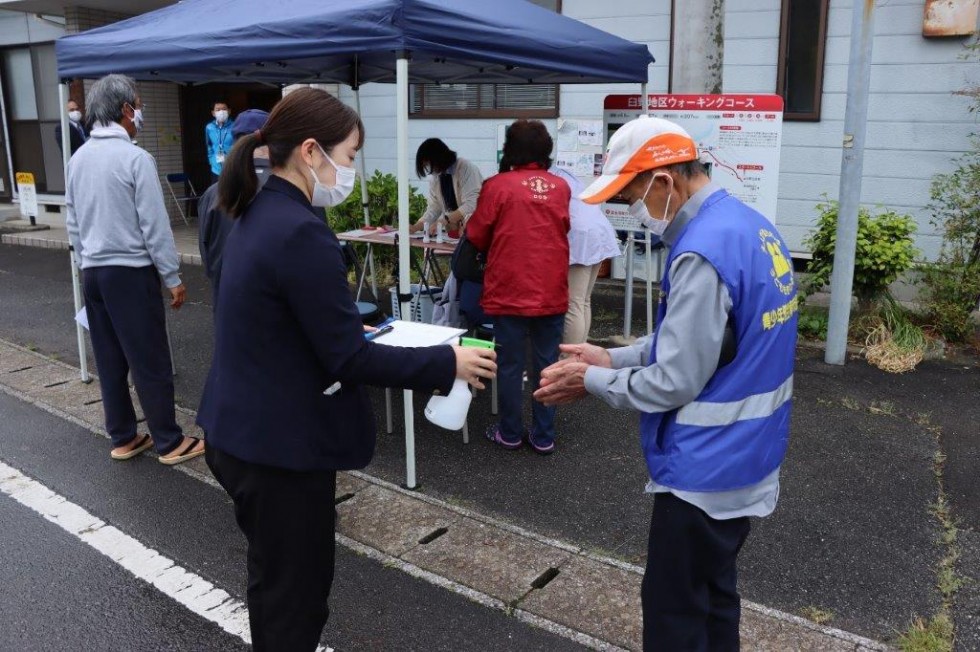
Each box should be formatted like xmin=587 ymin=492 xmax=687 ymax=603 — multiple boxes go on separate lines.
xmin=205 ymin=119 xmax=235 ymax=175
xmin=641 ymin=190 xmax=797 ymax=491
xmin=198 ymin=175 xmax=456 ymax=471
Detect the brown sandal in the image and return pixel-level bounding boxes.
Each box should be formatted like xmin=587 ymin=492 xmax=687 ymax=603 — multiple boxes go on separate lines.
xmin=110 ymin=434 xmax=154 ymax=461
xmin=159 ymin=438 xmax=205 ymax=466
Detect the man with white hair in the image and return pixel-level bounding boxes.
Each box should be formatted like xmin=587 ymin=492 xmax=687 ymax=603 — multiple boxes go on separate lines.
xmin=535 ymin=116 xmax=798 ymax=650
xmin=66 ymin=73 xmax=204 ymax=466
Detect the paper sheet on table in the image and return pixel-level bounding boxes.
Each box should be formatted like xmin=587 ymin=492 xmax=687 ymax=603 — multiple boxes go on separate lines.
xmin=369 ymin=320 xmax=465 ymax=348
xmin=340 ymin=228 xmax=375 ymax=237
xmin=75 ymin=307 xmax=89 ymax=331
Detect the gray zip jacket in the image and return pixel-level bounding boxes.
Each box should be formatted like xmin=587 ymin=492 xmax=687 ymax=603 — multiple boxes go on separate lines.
xmin=66 ymin=123 xmax=181 ymax=288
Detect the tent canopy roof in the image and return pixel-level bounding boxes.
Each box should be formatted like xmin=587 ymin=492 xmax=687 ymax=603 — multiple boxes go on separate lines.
xmin=55 ymin=0 xmax=654 ymax=85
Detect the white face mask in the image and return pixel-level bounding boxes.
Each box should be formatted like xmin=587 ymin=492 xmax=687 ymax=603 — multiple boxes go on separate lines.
xmin=309 ymin=143 xmax=357 ymax=208
xmin=627 ymin=173 xmax=673 ymax=236
xmin=68 ymin=110 xmax=82 ymax=123
xmin=215 ymin=110 xmax=229 ymax=124
xmin=125 ymin=104 xmax=144 ymax=133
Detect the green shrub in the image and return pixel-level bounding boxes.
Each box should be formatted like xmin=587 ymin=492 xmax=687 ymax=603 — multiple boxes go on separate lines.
xmin=920 ymin=136 xmax=980 ymax=342
xmin=802 ymin=200 xmax=919 ymax=308
xmin=797 ymin=306 xmax=829 ymax=341
xmin=327 ymin=170 xmax=430 ymax=271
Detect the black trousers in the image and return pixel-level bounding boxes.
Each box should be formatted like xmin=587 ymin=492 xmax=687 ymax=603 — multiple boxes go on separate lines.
xmin=82 ymin=265 xmax=182 ymax=454
xmin=642 ymin=492 xmax=751 ymax=652
xmin=206 ymin=446 xmax=337 ymax=652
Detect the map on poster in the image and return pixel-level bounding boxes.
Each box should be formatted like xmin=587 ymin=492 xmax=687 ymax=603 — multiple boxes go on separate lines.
xmin=602 ymin=94 xmax=784 ymax=231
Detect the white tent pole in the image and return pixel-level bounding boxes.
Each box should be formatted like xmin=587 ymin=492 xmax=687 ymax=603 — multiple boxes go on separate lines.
xmin=353 ymin=87 xmax=378 ymax=297
xmin=396 ymin=55 xmax=418 ymax=490
xmin=61 ymin=81 xmax=90 ymax=383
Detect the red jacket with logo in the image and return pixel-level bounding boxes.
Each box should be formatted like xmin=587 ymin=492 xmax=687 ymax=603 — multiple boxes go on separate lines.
xmin=466 ymin=165 xmax=571 ymax=316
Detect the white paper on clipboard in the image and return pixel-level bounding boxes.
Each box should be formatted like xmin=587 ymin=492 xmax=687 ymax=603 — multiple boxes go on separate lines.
xmin=370 ymin=320 xmax=465 ymax=348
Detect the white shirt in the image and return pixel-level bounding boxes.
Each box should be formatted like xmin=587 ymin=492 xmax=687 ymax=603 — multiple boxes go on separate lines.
xmin=550 ymin=167 xmax=620 ymax=266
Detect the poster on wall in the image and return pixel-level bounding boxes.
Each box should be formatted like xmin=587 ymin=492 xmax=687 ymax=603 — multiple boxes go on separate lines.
xmin=602 ymin=94 xmax=784 ymax=231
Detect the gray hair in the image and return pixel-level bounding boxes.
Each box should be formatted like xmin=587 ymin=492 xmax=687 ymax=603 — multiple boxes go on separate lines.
xmin=87 ymin=74 xmax=138 ymax=127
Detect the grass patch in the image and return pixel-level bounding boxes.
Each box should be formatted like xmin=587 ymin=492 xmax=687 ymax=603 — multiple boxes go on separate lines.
xmin=898 ymin=615 xmax=954 ymax=652
xmin=898 ymin=420 xmax=960 ymax=651
xmin=799 ymin=606 xmax=834 ymax=625
xmin=868 ymin=401 xmax=897 ymax=416
xmin=841 ymin=396 xmax=861 ymax=411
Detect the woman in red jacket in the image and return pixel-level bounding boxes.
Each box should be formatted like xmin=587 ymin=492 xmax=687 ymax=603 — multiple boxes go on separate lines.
xmin=467 ymin=120 xmax=570 ymax=454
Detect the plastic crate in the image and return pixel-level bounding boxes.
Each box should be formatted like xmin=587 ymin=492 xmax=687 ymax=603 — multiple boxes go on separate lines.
xmin=389 ymin=284 xmax=442 ymax=323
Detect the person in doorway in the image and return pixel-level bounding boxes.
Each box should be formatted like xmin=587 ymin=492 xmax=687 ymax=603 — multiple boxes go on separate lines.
xmin=205 ymin=101 xmax=234 ymax=182
xmin=198 ymin=87 xmax=496 ymax=651
xmin=549 ymin=166 xmax=620 ymax=345
xmin=197 ymin=109 xmax=271 ymax=300
xmin=466 ymin=119 xmax=570 ymax=455
xmin=55 ymin=99 xmax=88 ymax=156
xmin=65 ymin=74 xmax=203 ymax=466
xmin=534 ymin=116 xmax=798 ymax=650
xmin=410 ymin=138 xmax=482 ymax=237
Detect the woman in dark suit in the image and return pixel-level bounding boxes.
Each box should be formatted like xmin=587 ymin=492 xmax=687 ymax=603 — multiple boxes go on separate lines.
xmin=198 ymin=88 xmax=496 ymax=651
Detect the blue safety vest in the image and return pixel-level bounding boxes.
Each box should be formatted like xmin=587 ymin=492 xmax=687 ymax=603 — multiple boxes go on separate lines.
xmin=640 ymin=189 xmax=798 ymax=492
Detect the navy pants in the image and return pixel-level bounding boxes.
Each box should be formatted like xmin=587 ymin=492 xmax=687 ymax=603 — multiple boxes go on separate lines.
xmin=492 ymin=313 xmax=564 ymax=445
xmin=82 ymin=265 xmax=183 ymax=454
xmin=642 ymin=492 xmax=751 ymax=651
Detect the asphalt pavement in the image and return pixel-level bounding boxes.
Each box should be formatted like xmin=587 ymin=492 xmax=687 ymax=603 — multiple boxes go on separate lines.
xmin=0 ymin=390 xmax=586 ymax=651
xmin=2 ymin=243 xmax=978 ymax=646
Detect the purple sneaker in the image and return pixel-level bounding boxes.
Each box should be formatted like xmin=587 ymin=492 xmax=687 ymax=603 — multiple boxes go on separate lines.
xmin=485 ymin=425 xmax=522 ymax=450
xmin=525 ymin=430 xmax=555 ymax=455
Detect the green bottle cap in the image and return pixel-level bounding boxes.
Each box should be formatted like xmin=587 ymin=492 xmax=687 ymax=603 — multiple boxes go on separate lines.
xmin=459 ymin=336 xmax=496 ymax=349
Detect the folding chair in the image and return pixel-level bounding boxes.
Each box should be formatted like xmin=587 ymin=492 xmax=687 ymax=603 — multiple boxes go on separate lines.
xmin=164 ymin=173 xmax=199 ymax=226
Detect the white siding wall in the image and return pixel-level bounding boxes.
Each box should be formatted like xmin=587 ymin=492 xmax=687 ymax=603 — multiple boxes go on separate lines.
xmin=725 ymin=0 xmax=979 ymax=259
xmin=338 ymin=0 xmax=669 ymax=192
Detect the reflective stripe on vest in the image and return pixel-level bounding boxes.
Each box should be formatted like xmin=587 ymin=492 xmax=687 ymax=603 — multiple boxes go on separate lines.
xmin=675 ymin=375 xmax=794 ymax=427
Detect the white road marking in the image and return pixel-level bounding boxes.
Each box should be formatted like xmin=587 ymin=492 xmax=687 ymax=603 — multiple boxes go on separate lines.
xmin=0 ymin=459 xmax=332 ymax=652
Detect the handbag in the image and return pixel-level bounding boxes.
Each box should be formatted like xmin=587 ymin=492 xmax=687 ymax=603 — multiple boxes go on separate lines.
xmin=451 ymin=231 xmax=486 ymax=283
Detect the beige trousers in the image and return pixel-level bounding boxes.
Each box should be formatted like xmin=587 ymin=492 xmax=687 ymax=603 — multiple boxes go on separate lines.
xmin=563 ymin=263 xmax=602 ymax=345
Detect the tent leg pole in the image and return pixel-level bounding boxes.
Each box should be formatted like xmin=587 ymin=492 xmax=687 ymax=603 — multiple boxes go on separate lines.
xmin=61 ymin=82 xmax=90 ymax=383
xmin=396 ymin=56 xmax=418 ymax=490
xmin=641 ymin=82 xmax=649 ymax=116
xmin=624 ymin=232 xmax=634 ymax=339
xmin=353 ymin=87 xmax=378 ymax=298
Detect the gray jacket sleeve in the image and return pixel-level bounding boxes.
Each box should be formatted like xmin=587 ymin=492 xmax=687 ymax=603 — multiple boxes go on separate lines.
xmin=65 ymin=162 xmax=82 ymax=256
xmin=583 ymin=253 xmax=732 ymax=413
xmin=133 ymin=152 xmax=181 ymax=288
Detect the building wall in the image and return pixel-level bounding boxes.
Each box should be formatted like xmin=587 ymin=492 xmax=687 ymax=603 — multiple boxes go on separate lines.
xmin=344 ymin=0 xmax=977 ymax=260
xmin=65 ymin=6 xmax=187 ymax=224
xmin=724 ymin=0 xmax=978 ymax=259
xmin=338 ymin=1 xmax=670 ymax=191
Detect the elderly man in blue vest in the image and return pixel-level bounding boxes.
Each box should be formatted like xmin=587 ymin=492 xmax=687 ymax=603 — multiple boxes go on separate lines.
xmin=535 ymin=116 xmax=798 ymax=651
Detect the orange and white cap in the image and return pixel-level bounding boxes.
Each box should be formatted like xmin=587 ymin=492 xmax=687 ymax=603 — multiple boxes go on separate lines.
xmin=580 ymin=116 xmax=698 ymax=205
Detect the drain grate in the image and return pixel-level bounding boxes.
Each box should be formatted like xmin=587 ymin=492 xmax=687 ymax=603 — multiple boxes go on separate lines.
xmin=334 ymin=492 xmax=355 ymax=505
xmin=7 ymin=366 xmax=33 ymax=373
xmin=531 ymin=567 xmax=560 ymax=590
xmin=418 ymin=527 xmax=449 ymax=545
xmin=83 ymin=398 xmax=102 ymax=405
xmin=43 ymin=380 xmax=69 ymax=388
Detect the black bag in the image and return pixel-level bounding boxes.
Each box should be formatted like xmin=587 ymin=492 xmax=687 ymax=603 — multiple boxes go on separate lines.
xmin=451 ymin=232 xmax=486 ymax=283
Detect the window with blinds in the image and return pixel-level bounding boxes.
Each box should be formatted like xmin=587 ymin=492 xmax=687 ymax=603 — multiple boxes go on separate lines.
xmin=410 ymin=0 xmax=560 ymax=119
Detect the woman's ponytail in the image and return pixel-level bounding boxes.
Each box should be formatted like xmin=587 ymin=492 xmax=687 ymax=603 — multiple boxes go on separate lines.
xmin=218 ymin=132 xmax=262 ymax=218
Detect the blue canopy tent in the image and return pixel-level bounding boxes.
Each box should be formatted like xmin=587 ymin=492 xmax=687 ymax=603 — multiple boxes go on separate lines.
xmin=56 ymin=0 xmax=654 ymax=487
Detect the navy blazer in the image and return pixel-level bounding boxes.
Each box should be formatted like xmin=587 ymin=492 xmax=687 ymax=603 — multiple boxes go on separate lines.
xmin=198 ymin=175 xmax=456 ymax=471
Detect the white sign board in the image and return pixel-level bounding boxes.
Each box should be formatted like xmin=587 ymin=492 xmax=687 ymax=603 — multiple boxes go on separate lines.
xmin=16 ymin=172 xmax=38 ymax=220
xmin=602 ymin=94 xmax=784 ymax=231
